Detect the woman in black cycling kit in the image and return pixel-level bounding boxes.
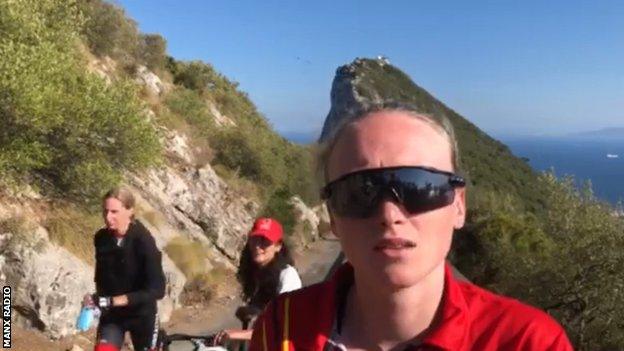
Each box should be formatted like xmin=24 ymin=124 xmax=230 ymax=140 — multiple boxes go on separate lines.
xmin=84 ymin=186 xmax=166 ymax=351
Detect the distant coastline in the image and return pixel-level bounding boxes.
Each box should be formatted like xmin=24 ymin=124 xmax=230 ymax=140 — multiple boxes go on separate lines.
xmin=502 ymin=135 xmax=624 ymax=205
xmin=283 ymin=130 xmax=624 ymax=205
xmin=281 ymin=130 xmax=318 ymax=145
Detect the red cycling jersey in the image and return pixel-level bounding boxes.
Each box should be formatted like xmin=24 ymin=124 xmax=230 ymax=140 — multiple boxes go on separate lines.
xmin=250 ymin=262 xmax=573 ymax=351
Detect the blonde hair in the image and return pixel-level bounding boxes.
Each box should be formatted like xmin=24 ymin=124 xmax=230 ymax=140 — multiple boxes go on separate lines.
xmin=102 ymin=186 xmax=136 ymax=210
xmin=316 ymin=101 xmax=460 ymax=183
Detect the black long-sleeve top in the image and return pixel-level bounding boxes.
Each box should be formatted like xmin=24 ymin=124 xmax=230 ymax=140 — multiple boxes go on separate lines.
xmin=94 ymin=220 xmax=166 ymax=317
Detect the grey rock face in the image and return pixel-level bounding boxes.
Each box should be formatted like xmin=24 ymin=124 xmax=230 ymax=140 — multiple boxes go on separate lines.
xmin=286 ymin=197 xmax=332 ymax=249
xmin=86 ymin=56 xmax=117 ymax=85
xmin=135 ymin=65 xmax=167 ymax=96
xmin=0 ymin=223 xmax=94 ymax=338
xmin=128 ymin=147 xmax=257 ymax=264
xmin=157 ymin=252 xmax=186 ymax=324
xmin=319 ymin=58 xmax=388 ymax=142
xmin=209 ymin=102 xmax=237 ymax=128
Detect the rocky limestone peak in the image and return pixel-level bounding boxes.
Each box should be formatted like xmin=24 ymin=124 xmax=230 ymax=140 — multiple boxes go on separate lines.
xmin=319 ymin=57 xmax=545 ymax=214
xmin=319 ymin=57 xmax=447 ymax=143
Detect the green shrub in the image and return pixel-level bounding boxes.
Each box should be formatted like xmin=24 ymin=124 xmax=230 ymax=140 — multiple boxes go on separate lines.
xmin=80 ymin=0 xmax=140 ymax=69
xmin=533 ymin=174 xmax=624 ymax=348
xmin=0 ymin=0 xmax=161 ymax=204
xmin=212 ymin=127 xmax=271 ymax=185
xmin=165 ymin=59 xmax=318 ymax=206
xmin=139 ymin=34 xmax=167 ymax=72
xmin=163 ymin=57 xmax=319 ymax=205
xmin=80 ymin=1 xmax=168 ymax=73
xmin=164 ymin=88 xmax=214 ymax=135
xmin=453 ymin=203 xmax=553 ymax=288
xmin=453 ymin=173 xmax=624 ymax=349
xmin=211 ymin=125 xmax=317 ymax=205
xmin=282 ymin=143 xmax=319 ymax=204
xmin=260 ymin=188 xmax=297 ymax=238
xmin=212 ymin=164 xmax=260 ymax=200
xmin=169 ymin=60 xmax=219 ymax=93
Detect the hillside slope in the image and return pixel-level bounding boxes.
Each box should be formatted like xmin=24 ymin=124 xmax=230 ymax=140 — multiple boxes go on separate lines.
xmin=320 ymin=58 xmax=624 ymax=349
xmin=321 ymin=58 xmax=545 ymax=212
xmin=0 ymin=0 xmax=325 ymax=341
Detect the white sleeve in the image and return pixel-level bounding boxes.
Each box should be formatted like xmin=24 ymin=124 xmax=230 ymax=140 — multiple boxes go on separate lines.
xmin=278 ymin=265 xmax=302 ymax=294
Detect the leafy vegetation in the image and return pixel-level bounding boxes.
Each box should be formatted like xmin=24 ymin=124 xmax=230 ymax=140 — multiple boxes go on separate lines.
xmin=167 ymin=60 xmax=220 ymax=93
xmin=259 ymin=188 xmax=297 ymax=238
xmin=163 ymin=58 xmax=318 ymax=205
xmin=453 ymin=174 xmax=624 ymax=349
xmin=163 ymin=87 xmax=214 ymax=138
xmin=80 ymin=0 xmax=168 ymax=73
xmin=139 ymin=34 xmax=167 ymax=73
xmin=1 ymin=0 xmax=315 ymax=248
xmin=80 ymin=0 xmax=319 ymax=209
xmin=0 ymin=0 xmax=160 ymax=204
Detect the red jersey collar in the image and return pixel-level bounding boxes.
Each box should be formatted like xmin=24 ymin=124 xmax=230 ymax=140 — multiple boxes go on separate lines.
xmin=329 ymin=262 xmax=468 ymax=351
xmin=419 ymin=263 xmax=469 ymax=350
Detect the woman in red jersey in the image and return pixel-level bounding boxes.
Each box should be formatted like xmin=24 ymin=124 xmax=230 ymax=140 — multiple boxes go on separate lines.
xmin=249 ymin=100 xmax=574 ymax=351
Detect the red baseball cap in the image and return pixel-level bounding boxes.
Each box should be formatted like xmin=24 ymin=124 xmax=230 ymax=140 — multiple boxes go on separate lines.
xmin=248 ymin=217 xmax=283 ymax=243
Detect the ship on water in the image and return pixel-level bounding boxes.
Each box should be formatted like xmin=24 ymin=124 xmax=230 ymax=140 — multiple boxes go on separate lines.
xmin=606 ymin=154 xmax=619 ymax=159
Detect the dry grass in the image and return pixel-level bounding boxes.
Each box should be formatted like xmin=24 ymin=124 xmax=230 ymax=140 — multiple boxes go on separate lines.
xmin=212 ymin=164 xmax=260 ymax=201
xmin=44 ymin=204 xmax=101 ymax=266
xmin=0 ymin=215 xmax=47 ymax=253
xmin=0 ymin=216 xmax=28 ymax=236
xmin=181 ymin=263 xmax=232 ymax=305
xmin=155 ymin=106 xmax=191 ymax=133
xmin=164 ymin=236 xmax=210 ymax=278
xmin=165 ymin=236 xmax=233 ymax=305
xmin=153 ymin=104 xmax=216 ymax=168
xmin=135 ymin=203 xmax=169 ymax=230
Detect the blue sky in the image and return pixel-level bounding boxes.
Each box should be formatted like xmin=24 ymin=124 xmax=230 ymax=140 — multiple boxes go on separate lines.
xmin=116 ymin=0 xmax=624 ymax=137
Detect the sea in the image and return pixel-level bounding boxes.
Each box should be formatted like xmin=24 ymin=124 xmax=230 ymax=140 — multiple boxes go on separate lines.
xmin=282 ymin=131 xmax=624 ymax=206
xmin=501 ymin=136 xmax=624 ymax=206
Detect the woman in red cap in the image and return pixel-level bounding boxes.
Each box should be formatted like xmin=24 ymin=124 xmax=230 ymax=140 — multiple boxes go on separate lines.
xmin=213 ymin=217 xmax=302 ymax=346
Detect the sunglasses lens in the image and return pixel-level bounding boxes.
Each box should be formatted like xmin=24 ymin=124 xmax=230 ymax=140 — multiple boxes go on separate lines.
xmin=325 ymin=167 xmax=461 ymax=218
xmin=328 ymin=172 xmax=383 ymax=218
xmin=396 ymin=168 xmax=456 ymax=214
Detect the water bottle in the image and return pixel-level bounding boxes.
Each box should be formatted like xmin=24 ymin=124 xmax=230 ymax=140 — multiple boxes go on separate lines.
xmin=76 ymin=306 xmax=95 ymax=331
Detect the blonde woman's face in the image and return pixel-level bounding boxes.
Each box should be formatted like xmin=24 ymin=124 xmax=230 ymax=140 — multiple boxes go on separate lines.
xmin=103 ymin=197 xmax=134 ymax=235
xmin=327 ymin=111 xmax=465 ymax=290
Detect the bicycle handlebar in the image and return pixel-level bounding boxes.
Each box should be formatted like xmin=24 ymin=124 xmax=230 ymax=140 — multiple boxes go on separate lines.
xmin=164 ymin=333 xmax=216 ymax=343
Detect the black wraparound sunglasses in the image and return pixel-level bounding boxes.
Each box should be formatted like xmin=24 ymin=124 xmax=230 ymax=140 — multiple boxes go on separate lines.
xmin=321 ymin=166 xmax=466 ymax=218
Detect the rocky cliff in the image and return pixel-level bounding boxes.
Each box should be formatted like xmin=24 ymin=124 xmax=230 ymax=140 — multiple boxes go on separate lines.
xmin=0 ymin=58 xmax=327 ymax=339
